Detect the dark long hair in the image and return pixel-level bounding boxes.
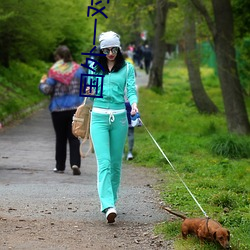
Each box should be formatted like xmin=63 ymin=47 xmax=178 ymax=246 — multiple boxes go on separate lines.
xmin=96 ymin=48 xmax=126 ymax=74
xmin=54 ymin=45 xmax=73 ymax=63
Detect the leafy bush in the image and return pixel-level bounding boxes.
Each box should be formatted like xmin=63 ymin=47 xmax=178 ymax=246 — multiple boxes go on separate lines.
xmin=210 ymin=135 xmax=250 ymax=159
xmin=0 ymin=60 xmax=49 ymax=122
xmin=210 ymin=191 xmax=238 ymax=209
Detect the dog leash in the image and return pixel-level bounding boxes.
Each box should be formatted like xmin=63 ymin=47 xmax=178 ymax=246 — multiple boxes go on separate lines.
xmin=139 ymin=118 xmax=209 ymax=218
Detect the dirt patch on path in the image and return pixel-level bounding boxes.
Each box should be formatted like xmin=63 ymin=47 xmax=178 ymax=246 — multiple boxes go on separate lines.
xmin=0 ymin=216 xmax=174 ymax=250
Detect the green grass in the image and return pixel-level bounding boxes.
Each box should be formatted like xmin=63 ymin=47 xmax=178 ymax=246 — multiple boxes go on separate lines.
xmin=128 ymin=58 xmax=250 ymax=250
xmin=0 ymin=60 xmax=50 ymax=123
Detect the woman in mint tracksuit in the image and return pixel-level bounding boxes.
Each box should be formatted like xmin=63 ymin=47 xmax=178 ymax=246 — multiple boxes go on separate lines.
xmin=87 ymin=31 xmax=138 ymax=223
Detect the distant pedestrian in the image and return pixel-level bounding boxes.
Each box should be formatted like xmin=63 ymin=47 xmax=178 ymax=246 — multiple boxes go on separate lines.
xmin=125 ymin=101 xmax=135 ymax=160
xmin=39 ymin=45 xmax=85 ymax=175
xmin=143 ymin=44 xmax=152 ymax=74
xmin=123 ymin=52 xmax=138 ymax=161
xmin=134 ymin=45 xmax=144 ymax=69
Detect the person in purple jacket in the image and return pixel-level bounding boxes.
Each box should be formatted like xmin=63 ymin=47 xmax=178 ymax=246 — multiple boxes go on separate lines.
xmin=39 ymin=45 xmax=86 ymax=175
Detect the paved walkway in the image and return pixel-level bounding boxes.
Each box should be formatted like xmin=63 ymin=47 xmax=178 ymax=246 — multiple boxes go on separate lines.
xmin=135 ymin=68 xmax=149 ymax=88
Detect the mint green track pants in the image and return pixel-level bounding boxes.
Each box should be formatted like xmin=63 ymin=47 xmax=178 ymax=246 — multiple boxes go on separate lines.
xmin=90 ymin=111 xmax=128 ymax=212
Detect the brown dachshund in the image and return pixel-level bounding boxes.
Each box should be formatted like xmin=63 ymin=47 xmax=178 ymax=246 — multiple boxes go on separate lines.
xmin=163 ymin=207 xmax=231 ymax=249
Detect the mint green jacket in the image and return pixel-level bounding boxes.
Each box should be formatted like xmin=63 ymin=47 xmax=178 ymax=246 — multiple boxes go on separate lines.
xmin=89 ymin=62 xmax=138 ymax=110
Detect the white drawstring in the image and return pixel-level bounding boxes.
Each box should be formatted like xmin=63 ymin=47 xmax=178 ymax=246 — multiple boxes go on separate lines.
xmin=109 ymin=112 xmax=115 ymax=124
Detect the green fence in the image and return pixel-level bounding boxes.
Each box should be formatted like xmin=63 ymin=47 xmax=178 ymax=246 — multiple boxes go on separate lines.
xmin=199 ymin=39 xmax=250 ymax=95
xmin=198 ymin=41 xmax=217 ymax=74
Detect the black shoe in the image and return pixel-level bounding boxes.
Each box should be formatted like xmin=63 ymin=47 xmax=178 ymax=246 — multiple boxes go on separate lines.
xmin=53 ymin=168 xmax=64 ymax=173
xmin=72 ymin=165 xmax=81 ymax=175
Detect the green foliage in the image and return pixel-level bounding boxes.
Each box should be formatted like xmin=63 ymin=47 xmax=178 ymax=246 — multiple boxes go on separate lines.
xmin=236 ymin=37 xmax=250 ymax=95
xmin=0 ymin=60 xmax=49 ymax=122
xmin=165 ymin=3 xmax=184 ymax=44
xmin=0 ymin=0 xmax=92 ymax=66
xmin=210 ymin=135 xmax=250 ymax=159
xmin=129 ymin=58 xmax=250 ymax=249
xmin=210 ymin=191 xmax=238 ymax=210
xmin=104 ymin=0 xmax=155 ymax=46
xmin=232 ymin=0 xmax=250 ymax=39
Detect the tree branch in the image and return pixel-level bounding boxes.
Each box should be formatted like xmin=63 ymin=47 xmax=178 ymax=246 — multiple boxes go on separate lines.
xmin=190 ymin=0 xmax=216 ymax=37
xmin=167 ymin=1 xmax=178 ymax=9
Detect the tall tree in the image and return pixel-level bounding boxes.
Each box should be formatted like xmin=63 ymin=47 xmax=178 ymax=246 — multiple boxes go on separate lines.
xmin=190 ymin=0 xmax=250 ymax=134
xmin=184 ymin=1 xmax=218 ymax=114
xmin=148 ymin=0 xmax=177 ymax=89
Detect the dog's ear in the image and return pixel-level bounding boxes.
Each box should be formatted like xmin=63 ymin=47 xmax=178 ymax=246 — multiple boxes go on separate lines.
xmin=213 ymin=231 xmax=217 ymax=240
xmin=227 ymin=230 xmax=230 ymax=240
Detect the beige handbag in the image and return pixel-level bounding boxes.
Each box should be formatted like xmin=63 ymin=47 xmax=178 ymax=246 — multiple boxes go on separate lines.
xmin=72 ymin=98 xmax=93 ymax=158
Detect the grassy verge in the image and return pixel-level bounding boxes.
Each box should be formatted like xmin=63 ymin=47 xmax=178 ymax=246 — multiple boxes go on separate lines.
xmin=129 ymin=58 xmax=250 ymax=250
xmin=0 ymin=60 xmax=50 ymax=125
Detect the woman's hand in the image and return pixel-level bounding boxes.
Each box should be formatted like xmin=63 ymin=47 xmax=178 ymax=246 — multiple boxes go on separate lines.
xmin=85 ymin=87 xmax=95 ymax=95
xmin=131 ymin=103 xmax=138 ymax=116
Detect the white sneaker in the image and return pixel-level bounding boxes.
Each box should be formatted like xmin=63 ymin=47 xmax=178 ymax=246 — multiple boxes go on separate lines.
xmin=105 ymin=207 xmax=117 ymax=223
xmin=53 ymin=168 xmax=64 ymax=173
xmin=127 ymin=152 xmax=133 ymax=160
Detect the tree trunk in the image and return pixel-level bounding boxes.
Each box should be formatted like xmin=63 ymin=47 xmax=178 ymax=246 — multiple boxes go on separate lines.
xmin=212 ymin=0 xmax=250 ymax=134
xmin=184 ymin=4 xmax=218 ymax=114
xmin=190 ymin=0 xmax=250 ymax=134
xmin=148 ymin=0 xmax=168 ymax=89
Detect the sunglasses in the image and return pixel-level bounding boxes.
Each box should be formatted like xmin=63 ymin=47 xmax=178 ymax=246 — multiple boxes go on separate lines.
xmin=102 ymin=47 xmax=119 ymax=55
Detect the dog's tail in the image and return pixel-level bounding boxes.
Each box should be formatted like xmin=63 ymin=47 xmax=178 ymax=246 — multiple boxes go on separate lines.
xmin=162 ymin=206 xmax=187 ymax=220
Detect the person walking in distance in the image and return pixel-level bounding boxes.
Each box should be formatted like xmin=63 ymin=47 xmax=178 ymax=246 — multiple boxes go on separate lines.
xmin=143 ymin=44 xmax=152 ymax=75
xmin=123 ymin=52 xmax=137 ymax=161
xmin=125 ymin=101 xmax=135 ymax=160
xmin=86 ymin=31 xmax=138 ymax=223
xmin=39 ymin=45 xmax=86 ymax=175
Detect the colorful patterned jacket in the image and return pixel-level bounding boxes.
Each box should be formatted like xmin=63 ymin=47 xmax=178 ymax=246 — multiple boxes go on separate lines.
xmin=39 ymin=60 xmax=86 ymax=112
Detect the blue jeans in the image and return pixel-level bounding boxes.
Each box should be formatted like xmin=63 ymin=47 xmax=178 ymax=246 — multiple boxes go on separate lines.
xmin=90 ymin=111 xmax=128 ymax=212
